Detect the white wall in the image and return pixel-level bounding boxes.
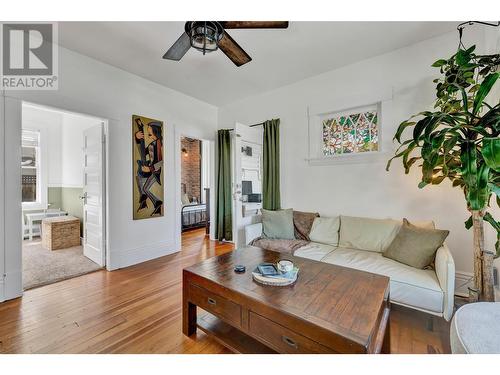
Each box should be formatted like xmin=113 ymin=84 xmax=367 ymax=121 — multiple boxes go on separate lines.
xmin=1 ymin=43 xmax=218 ymax=301
xmin=23 ymin=105 xmax=106 ymax=189
xmin=218 ymin=30 xmax=500 ymax=283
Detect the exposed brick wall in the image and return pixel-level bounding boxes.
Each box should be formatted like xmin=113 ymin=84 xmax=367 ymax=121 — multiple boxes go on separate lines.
xmin=181 ymin=137 xmax=202 ymax=203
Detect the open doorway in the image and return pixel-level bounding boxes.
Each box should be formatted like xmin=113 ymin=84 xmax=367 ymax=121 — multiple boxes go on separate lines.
xmin=180 ymin=136 xmax=210 ymax=234
xmin=232 ymin=123 xmax=264 ymax=247
xmin=21 ymin=102 xmax=107 ymax=290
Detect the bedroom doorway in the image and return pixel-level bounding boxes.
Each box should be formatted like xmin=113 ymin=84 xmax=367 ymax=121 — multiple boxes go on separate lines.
xmin=21 ymin=102 xmax=107 ymax=290
xmin=180 ymin=136 xmax=211 ymax=234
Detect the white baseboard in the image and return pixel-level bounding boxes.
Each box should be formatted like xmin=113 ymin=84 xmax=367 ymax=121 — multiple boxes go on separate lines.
xmin=109 ymin=241 xmax=179 ymax=270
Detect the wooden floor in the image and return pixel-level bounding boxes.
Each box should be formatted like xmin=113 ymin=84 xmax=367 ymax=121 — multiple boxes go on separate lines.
xmin=0 ymin=228 xmax=450 ymax=354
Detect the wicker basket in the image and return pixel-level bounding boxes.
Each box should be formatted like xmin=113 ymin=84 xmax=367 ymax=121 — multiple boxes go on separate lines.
xmin=42 ymin=216 xmax=81 ymax=250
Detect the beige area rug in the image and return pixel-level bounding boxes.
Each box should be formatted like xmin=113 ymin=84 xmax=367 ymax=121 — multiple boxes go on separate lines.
xmin=23 ymin=240 xmax=102 ymax=290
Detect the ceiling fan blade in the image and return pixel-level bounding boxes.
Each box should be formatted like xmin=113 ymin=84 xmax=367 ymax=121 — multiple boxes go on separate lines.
xmin=163 ymin=32 xmax=191 ymax=61
xmin=220 ymin=21 xmax=289 ymax=29
xmin=218 ymin=31 xmax=252 ymax=67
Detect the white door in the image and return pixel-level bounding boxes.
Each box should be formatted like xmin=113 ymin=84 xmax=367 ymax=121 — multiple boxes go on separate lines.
xmin=232 ymin=123 xmax=263 ymax=247
xmin=82 ymin=124 xmax=105 ymax=267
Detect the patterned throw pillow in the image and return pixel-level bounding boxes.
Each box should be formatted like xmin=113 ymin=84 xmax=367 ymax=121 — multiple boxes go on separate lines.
xmin=293 ymin=210 xmax=320 ymax=240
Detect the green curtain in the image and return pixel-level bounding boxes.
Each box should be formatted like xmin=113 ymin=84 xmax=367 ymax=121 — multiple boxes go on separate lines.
xmin=262 ymin=119 xmax=281 ymax=210
xmin=215 ymin=129 xmax=233 ymax=241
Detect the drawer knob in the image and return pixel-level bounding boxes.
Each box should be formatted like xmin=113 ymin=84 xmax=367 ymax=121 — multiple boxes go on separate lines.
xmin=282 ymin=335 xmax=298 ymax=349
xmin=207 ymin=297 xmax=217 ymax=306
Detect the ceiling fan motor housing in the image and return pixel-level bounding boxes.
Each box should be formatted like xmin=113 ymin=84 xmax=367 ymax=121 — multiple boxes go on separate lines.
xmin=185 ymin=21 xmax=224 ymax=54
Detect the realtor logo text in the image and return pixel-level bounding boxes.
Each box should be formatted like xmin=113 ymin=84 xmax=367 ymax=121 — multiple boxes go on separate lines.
xmin=1 ymin=22 xmax=58 ymax=90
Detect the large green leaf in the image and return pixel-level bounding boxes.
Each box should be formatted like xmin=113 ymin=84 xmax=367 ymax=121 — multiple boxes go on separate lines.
xmin=477 ymin=104 xmax=500 ymax=136
xmin=473 ymin=72 xmax=499 ymax=115
xmin=432 ymin=59 xmax=447 ymax=67
xmin=393 ymin=121 xmax=415 ymax=143
xmin=460 ymin=141 xmax=489 ymax=210
xmin=489 ymin=182 xmax=500 ymax=198
xmin=482 ymin=137 xmax=500 ymax=171
xmin=476 ymin=164 xmax=491 ymax=209
xmin=460 ymin=141 xmax=478 ymax=189
xmin=413 ymin=117 xmax=433 ymax=142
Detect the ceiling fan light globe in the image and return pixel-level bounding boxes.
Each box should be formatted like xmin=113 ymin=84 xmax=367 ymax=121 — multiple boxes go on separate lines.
xmin=186 ymin=21 xmax=223 ymax=54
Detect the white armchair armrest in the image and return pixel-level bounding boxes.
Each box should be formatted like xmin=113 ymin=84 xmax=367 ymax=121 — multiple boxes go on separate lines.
xmin=435 ymin=243 xmax=455 ymax=321
xmin=245 ymin=223 xmax=263 ymax=245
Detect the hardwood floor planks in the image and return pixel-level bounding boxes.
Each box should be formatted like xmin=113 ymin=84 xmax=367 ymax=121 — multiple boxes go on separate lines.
xmin=0 ymin=228 xmax=449 ymax=354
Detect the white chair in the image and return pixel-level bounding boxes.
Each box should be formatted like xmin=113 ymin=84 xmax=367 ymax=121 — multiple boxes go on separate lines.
xmin=22 ymin=215 xmax=29 ymax=240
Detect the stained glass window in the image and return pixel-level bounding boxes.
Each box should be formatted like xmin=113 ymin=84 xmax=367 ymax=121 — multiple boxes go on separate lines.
xmin=322 ymin=107 xmax=378 ymax=156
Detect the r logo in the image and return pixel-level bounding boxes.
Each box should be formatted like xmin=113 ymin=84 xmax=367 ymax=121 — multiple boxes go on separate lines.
xmin=2 ymin=23 xmax=53 ymax=76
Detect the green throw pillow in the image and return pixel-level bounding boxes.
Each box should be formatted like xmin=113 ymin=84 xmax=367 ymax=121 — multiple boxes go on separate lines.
xmin=261 ymin=208 xmax=295 ymax=240
xmin=382 ymin=218 xmax=449 ymax=269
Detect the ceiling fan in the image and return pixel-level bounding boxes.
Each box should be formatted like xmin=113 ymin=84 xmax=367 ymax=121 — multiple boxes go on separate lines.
xmin=162 ymin=21 xmax=289 ymax=67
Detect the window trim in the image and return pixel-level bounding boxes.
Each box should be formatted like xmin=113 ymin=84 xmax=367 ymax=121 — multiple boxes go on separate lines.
xmin=307 ymin=100 xmax=390 ymax=166
xmin=21 ymin=127 xmax=48 ymax=211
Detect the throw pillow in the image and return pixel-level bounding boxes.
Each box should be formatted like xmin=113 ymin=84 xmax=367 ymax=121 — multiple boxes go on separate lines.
xmin=339 ymin=215 xmax=400 ymax=252
xmin=261 ymin=208 xmax=295 ymax=240
xmin=293 ymin=210 xmax=320 ymax=240
xmin=181 ymin=193 xmax=191 ymax=205
xmin=309 ymin=216 xmax=340 ymax=246
xmin=382 ymin=218 xmax=449 ymax=269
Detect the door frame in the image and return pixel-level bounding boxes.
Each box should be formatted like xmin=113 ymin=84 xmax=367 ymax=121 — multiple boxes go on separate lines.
xmin=175 ymin=128 xmax=216 ymax=247
xmin=231 ymin=122 xmax=264 ymax=247
xmin=0 ymin=98 xmax=111 ymax=302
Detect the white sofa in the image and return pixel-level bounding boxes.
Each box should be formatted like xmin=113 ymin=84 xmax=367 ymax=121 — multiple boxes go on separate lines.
xmin=245 ymin=215 xmax=455 ymax=321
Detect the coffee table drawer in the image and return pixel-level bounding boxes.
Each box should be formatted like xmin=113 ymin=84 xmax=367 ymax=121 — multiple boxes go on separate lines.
xmin=249 ymin=312 xmax=332 ymax=353
xmin=189 ymin=283 xmax=241 ymax=327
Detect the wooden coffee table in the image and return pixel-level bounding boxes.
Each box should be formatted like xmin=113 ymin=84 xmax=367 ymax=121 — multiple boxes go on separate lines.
xmin=183 ymin=247 xmax=390 ymax=354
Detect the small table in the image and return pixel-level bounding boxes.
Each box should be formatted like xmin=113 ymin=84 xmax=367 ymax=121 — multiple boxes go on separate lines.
xmin=25 ymin=211 xmax=67 ymax=240
xmin=183 ymin=247 xmax=391 ymax=354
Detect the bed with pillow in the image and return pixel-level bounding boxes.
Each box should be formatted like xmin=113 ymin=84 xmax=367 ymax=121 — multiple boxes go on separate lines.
xmin=181 ymin=189 xmax=207 ymax=232
xmin=245 ymin=210 xmax=455 ymax=321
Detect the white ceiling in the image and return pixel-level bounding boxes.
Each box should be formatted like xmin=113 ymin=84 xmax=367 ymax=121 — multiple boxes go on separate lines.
xmin=58 ymin=22 xmax=457 ymax=107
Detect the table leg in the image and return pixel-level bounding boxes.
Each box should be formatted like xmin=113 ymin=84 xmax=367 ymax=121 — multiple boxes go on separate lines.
xmin=182 ymin=273 xmax=197 ymax=336
xmin=382 ymin=310 xmax=391 ymax=354
xmin=28 ymin=219 xmax=33 ymax=241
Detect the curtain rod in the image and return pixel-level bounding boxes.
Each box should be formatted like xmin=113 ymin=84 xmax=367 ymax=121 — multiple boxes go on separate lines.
xmin=226 ymin=122 xmax=264 ymax=131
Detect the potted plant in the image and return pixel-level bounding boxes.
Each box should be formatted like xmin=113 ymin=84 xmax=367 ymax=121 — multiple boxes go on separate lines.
xmin=387 ymin=45 xmax=500 ymax=301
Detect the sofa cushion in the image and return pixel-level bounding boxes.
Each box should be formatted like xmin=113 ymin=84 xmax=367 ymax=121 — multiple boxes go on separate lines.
xmin=293 ymin=242 xmax=336 ymax=261
xmin=309 ymin=216 xmax=340 ymax=246
xmin=293 ymin=210 xmax=320 ymax=240
xmin=339 ymin=216 xmax=400 ymax=252
xmin=339 ymin=216 xmax=436 ymax=253
xmin=383 ymin=219 xmax=449 ymax=269
xmin=261 ymin=209 xmax=295 ymax=240
xmin=305 ymin=246 xmax=444 ymax=314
